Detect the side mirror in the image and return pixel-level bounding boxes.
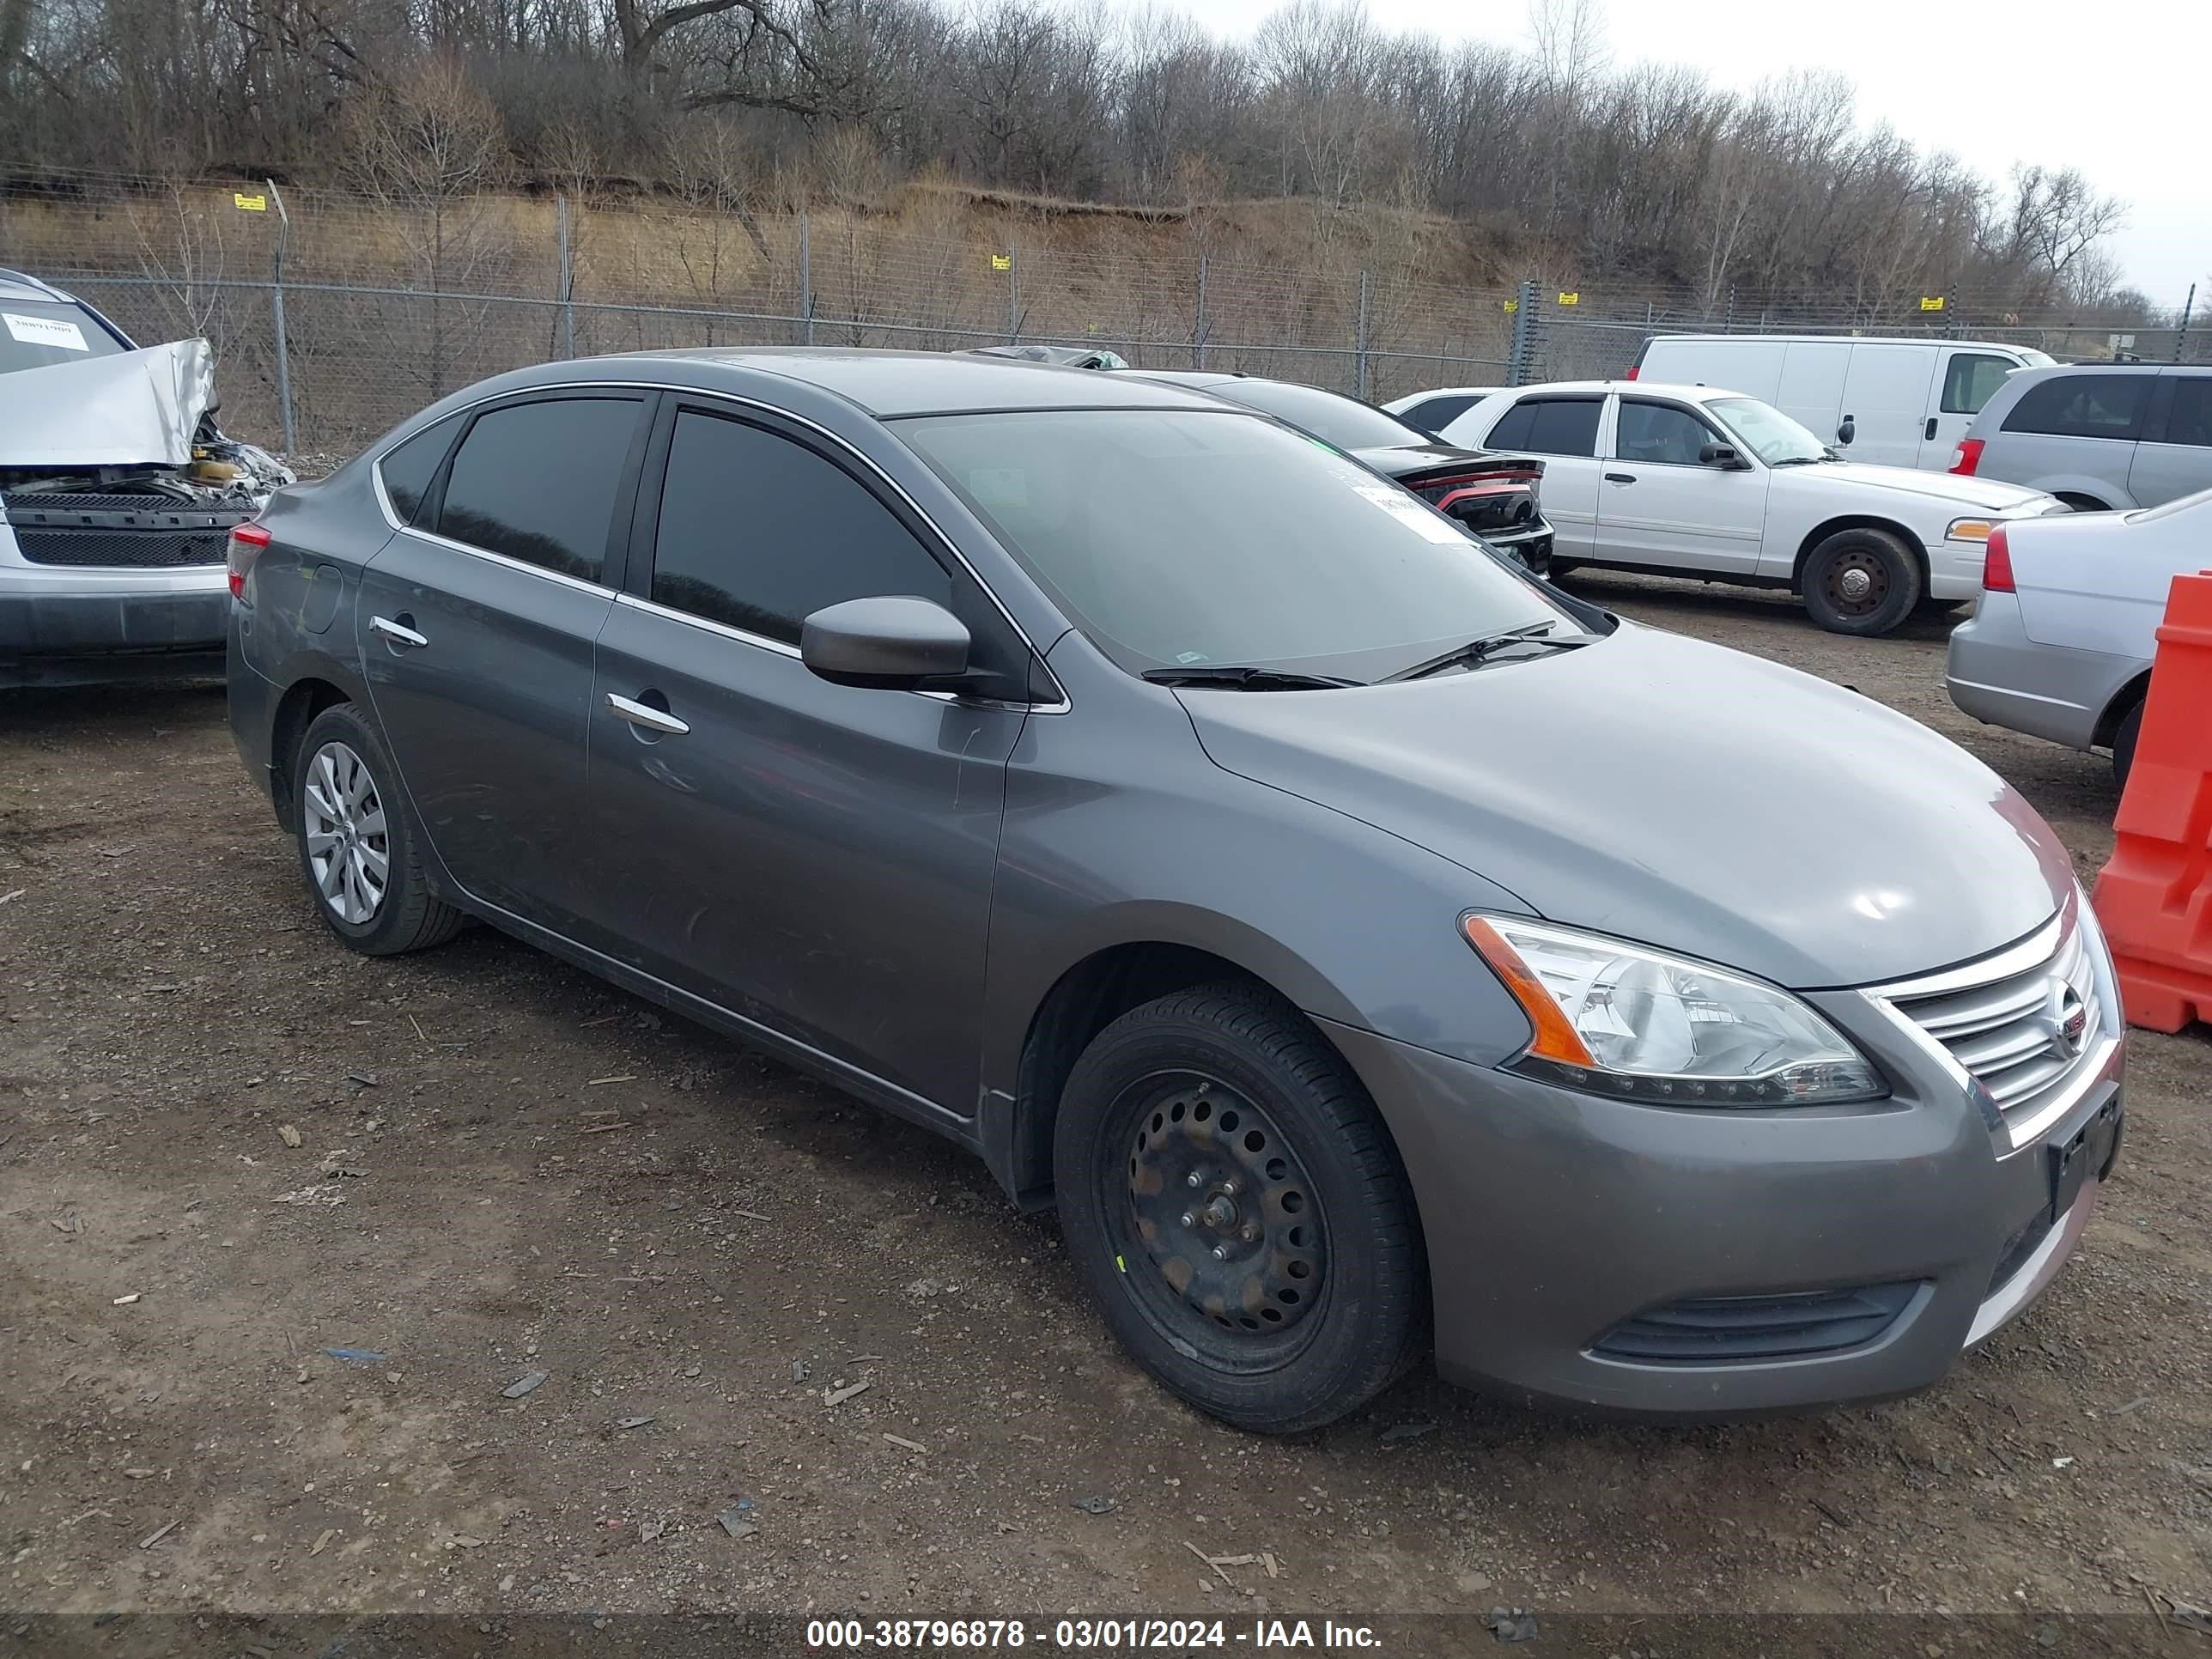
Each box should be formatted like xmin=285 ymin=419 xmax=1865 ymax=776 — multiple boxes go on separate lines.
xmin=1836 ymin=415 xmax=1856 ymax=447
xmin=800 ymin=595 xmax=969 ymax=690
xmin=1698 ymin=441 xmax=1745 ymax=470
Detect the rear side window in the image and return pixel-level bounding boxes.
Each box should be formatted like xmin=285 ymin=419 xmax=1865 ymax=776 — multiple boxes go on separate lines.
xmin=436 ymin=398 xmax=643 ymax=581
xmin=376 ymin=414 xmax=461 ymax=526
xmin=1400 ymin=394 xmax=1480 ymax=432
xmin=1941 ymin=353 xmax=2016 ymax=415
xmin=2001 ymin=374 xmax=2150 ymax=441
xmin=649 ymin=409 xmax=952 ymax=645
xmin=1507 ymin=398 xmax=1602 ymax=458
xmin=2158 ymin=376 xmax=2212 ymax=448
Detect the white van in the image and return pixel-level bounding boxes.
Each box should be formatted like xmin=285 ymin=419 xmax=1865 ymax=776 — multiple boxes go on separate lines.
xmin=1630 ymin=336 xmax=2056 ymax=472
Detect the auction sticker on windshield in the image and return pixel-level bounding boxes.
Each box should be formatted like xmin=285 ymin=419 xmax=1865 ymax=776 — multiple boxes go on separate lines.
xmin=1349 ymin=478 xmax=1464 ymax=544
xmin=4 ymin=313 xmax=88 ymax=350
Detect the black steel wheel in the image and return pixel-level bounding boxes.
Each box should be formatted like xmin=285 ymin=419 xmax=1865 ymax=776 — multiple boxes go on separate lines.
xmin=1801 ymin=527 xmax=1921 ymax=636
xmin=1054 ymin=982 xmax=1426 ymax=1433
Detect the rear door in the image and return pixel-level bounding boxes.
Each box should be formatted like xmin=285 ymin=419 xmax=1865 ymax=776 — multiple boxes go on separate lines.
xmin=580 ymin=398 xmax=1030 ymax=1114
xmin=1839 ymin=344 xmax=1937 ymax=467
xmin=1929 ymin=349 xmax=2021 ymax=470
xmin=1597 ymin=397 xmax=1767 ymax=573
xmin=357 ymin=391 xmax=649 ymax=933
xmin=2129 ymin=372 xmax=2212 ymax=507
xmin=1478 ymin=395 xmax=1605 ymax=557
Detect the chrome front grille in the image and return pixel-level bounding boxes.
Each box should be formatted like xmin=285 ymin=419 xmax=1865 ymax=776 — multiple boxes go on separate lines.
xmin=1878 ymin=904 xmax=2107 ymax=1147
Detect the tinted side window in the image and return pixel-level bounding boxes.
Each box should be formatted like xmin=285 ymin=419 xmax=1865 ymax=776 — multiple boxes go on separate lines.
xmin=1522 ymin=398 xmax=1603 ymax=458
xmin=376 ymin=414 xmax=462 ymax=525
xmin=1484 ymin=401 xmax=1536 ymax=450
xmin=2001 ymin=374 xmax=2150 ymax=441
xmin=651 ymin=410 xmax=951 ymax=645
xmin=1402 ymin=394 xmax=1477 ymax=432
xmin=2158 ymin=376 xmax=2212 ymax=448
xmin=1942 ymin=353 xmax=2016 ymax=415
xmin=1615 ymin=402 xmax=1718 ymax=465
xmin=436 ymin=398 xmax=642 ymax=581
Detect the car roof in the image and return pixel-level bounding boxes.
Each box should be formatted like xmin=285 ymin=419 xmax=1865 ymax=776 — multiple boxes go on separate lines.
xmin=0 ymin=266 xmax=81 ymax=305
xmin=1644 ymin=334 xmax=2033 ymax=352
xmin=597 ymin=347 xmax=1240 ymax=416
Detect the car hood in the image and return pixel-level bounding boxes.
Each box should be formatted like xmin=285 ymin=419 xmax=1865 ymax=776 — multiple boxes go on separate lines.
xmin=1790 ymin=459 xmax=2054 ymax=514
xmin=0 ymin=339 xmax=213 ymax=469
xmin=1180 ymin=623 xmax=2073 ymax=989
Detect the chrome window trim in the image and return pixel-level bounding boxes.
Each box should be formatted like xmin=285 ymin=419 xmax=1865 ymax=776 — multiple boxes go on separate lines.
xmin=613 ymin=590 xmax=799 ymax=659
xmin=368 ymin=376 xmax=1071 ymax=712
xmin=396 ymin=522 xmax=616 ymax=598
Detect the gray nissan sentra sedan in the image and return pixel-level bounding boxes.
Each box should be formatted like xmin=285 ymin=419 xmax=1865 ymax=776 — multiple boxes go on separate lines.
xmin=226 ymin=350 xmax=2124 ymax=1433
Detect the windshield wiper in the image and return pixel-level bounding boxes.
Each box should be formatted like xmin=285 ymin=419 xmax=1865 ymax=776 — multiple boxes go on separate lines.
xmin=1382 ymin=622 xmax=1587 ymax=682
xmin=1141 ymin=665 xmax=1364 ymax=690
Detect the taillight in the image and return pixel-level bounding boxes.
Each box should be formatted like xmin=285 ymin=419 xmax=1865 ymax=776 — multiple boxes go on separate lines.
xmin=227 ymin=521 xmax=271 ymax=599
xmin=1624 ymin=365 xmax=1639 ymax=380
xmin=1982 ymin=523 xmax=2014 ymax=592
xmin=1950 ymin=437 xmax=1984 ymax=477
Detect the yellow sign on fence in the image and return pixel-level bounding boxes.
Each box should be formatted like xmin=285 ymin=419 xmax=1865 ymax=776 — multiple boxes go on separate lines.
xmin=1502 ymin=298 xmax=1518 ymax=313
xmin=1919 ymin=295 xmax=1946 ymax=312
xmin=1556 ymin=290 xmax=1580 ymax=306
xmin=990 ymin=252 xmax=1012 ymax=271
xmin=233 ymin=191 xmax=267 ymax=212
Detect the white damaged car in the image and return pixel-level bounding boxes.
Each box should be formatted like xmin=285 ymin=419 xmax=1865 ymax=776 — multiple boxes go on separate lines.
xmin=2 ymin=267 xmax=292 ymax=687
xmin=1442 ymin=380 xmax=2070 ymax=635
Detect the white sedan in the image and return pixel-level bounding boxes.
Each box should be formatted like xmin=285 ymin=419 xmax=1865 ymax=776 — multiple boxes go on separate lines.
xmin=1442 ymin=381 xmax=2067 ymax=635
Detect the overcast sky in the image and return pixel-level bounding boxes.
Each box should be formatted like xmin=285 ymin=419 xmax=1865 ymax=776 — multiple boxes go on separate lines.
xmin=1170 ymin=0 xmax=2209 ymax=306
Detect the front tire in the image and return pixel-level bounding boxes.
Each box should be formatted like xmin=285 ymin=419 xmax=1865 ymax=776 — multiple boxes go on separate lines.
xmin=1801 ymin=528 xmax=1922 ymax=636
xmin=293 ymin=702 xmax=465 ymax=957
xmin=1053 ymin=983 xmax=1426 ymax=1433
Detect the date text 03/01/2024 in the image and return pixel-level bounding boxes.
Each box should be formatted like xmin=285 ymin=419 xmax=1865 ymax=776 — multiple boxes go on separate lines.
xmin=805 ymin=1618 xmax=1385 ymax=1649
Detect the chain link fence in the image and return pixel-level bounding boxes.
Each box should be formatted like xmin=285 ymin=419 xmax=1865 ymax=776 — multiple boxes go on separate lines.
xmin=2 ymin=177 xmax=2198 ymax=458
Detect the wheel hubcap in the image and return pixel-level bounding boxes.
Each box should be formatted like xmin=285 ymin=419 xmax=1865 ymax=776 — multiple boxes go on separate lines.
xmin=302 ymin=740 xmax=390 ymax=926
xmin=1826 ymin=551 xmax=1887 ymax=615
xmin=1123 ymin=1076 xmax=1325 ymax=1336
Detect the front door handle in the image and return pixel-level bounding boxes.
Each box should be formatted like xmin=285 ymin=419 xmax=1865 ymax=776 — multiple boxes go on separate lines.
xmin=606 ymin=691 xmax=690 ymax=737
xmin=1603 ymin=471 xmax=1637 ymax=484
xmin=369 ymin=615 xmax=428 ymax=648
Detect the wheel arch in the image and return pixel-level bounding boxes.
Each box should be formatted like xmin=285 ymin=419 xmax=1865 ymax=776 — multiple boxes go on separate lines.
xmin=268 ymin=674 xmax=355 ymax=832
xmin=2093 ymin=668 xmax=2153 ymax=748
xmin=987 ymin=927 xmax=1372 ymax=1210
xmin=1790 ymin=515 xmax=1929 ymax=596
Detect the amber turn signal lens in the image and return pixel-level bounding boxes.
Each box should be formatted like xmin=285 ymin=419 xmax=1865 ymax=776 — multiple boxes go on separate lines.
xmin=1460 ymin=914 xmax=1595 ymax=1067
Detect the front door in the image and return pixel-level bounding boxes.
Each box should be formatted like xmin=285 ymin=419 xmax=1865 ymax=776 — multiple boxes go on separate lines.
xmin=582 ymin=400 xmax=1029 ymax=1116
xmin=1930 ymin=350 xmax=2021 ymax=471
xmin=1597 ymin=398 xmax=1768 ymax=573
xmin=357 ymin=392 xmax=649 ymax=932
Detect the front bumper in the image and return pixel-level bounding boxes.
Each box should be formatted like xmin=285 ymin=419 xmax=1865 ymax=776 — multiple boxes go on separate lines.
xmin=1946 ymin=592 xmax=2142 ymax=753
xmin=1 ymin=580 xmax=231 ymax=685
xmin=1320 ymin=938 xmax=2124 ymax=1417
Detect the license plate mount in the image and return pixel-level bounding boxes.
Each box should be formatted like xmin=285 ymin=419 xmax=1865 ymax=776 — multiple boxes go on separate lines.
xmin=2047 ymin=1097 xmax=2123 ymax=1224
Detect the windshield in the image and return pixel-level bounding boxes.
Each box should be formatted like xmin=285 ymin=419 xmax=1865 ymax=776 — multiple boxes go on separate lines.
xmin=1707 ymin=397 xmax=1828 ymax=465
xmin=1203 ymin=380 xmax=1425 ymax=453
xmin=1 ymin=298 xmax=128 ymax=374
xmin=898 ymin=409 xmax=1570 ymax=682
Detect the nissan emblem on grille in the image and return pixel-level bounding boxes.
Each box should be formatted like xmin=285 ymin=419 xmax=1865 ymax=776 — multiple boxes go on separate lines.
xmin=2049 ymin=982 xmax=2088 ymax=1060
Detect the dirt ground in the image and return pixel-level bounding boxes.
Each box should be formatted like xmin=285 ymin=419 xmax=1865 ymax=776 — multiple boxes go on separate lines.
xmin=3 ymin=573 xmax=2209 ymax=1643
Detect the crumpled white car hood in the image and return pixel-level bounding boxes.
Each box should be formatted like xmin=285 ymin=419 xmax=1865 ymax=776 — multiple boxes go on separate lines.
xmin=0 ymin=338 xmax=216 ymax=468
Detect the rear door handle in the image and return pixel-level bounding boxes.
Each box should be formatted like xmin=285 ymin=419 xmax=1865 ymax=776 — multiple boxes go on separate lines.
xmin=606 ymin=691 xmax=690 ymax=737
xmin=1603 ymin=471 xmax=1637 ymax=483
xmin=368 ymin=615 xmax=428 ymax=648
xmin=1925 ymin=416 xmax=1940 ymax=441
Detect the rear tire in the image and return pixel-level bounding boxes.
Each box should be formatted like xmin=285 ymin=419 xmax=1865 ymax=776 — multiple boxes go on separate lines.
xmin=1053 ymin=982 xmax=1427 ymax=1434
xmin=2112 ymin=701 xmax=2143 ymax=792
xmin=293 ymin=702 xmax=465 ymax=957
xmin=1801 ymin=528 xmax=1922 ymax=636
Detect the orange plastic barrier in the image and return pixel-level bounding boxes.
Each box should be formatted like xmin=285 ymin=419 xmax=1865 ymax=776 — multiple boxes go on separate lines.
xmin=2092 ymin=569 xmax=2212 ymax=1034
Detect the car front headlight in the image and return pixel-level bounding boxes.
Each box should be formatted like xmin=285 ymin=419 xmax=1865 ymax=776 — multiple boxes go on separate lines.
xmin=1461 ymin=915 xmax=1887 ymax=1106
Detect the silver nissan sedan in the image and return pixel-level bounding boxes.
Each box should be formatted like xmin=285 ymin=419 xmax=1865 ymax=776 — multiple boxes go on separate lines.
xmin=226 ymin=350 xmax=2124 ymax=1432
